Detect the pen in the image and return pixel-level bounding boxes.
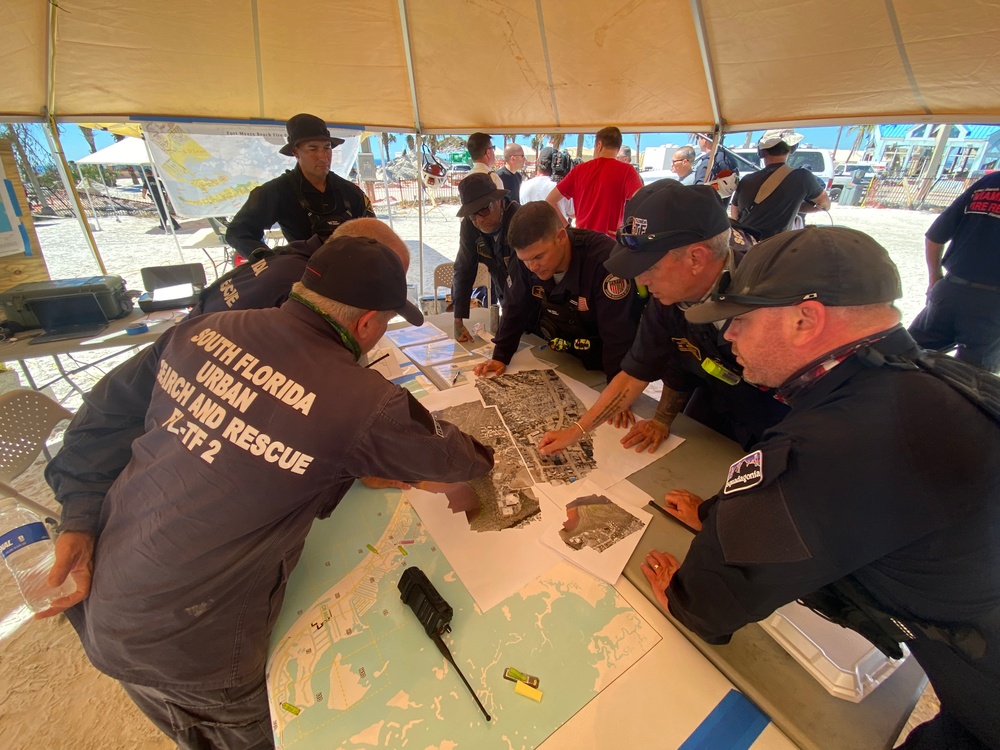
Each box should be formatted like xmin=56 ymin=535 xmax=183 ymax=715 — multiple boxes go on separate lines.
xmin=365 ymin=353 xmax=390 ymax=368
xmin=451 ymin=370 xmax=461 ymax=385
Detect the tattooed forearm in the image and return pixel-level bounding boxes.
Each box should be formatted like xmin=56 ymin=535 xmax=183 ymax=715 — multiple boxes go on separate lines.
xmin=588 ymin=390 xmax=631 ymax=427
xmin=652 ymin=389 xmax=690 ymax=426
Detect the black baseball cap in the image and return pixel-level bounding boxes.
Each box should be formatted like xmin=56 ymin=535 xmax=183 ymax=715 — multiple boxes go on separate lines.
xmin=302 ymin=236 xmax=423 ymax=326
xmin=456 ymin=172 xmax=508 ymax=218
xmin=685 ymin=226 xmax=902 ymax=324
xmin=605 ymin=181 xmax=731 ymax=278
xmin=279 ymin=113 xmax=345 ymax=156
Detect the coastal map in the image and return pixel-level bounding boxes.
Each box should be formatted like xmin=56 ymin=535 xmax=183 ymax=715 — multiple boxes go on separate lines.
xmin=267 ymin=484 xmax=659 ymax=749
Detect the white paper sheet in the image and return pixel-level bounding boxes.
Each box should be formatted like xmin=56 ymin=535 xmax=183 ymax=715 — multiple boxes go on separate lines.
xmin=384 ymin=322 xmax=447 ymax=348
xmin=536 ymin=479 xmax=653 ymax=584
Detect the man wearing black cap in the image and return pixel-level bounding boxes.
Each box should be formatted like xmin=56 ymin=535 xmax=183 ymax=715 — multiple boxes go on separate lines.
xmin=42 ymin=236 xmax=494 ymax=749
xmin=452 ymin=172 xmax=520 ymax=342
xmin=226 ymin=113 xmax=375 ymax=260
xmin=539 ymin=181 xmax=786 ymax=457
xmin=473 ymin=201 xmax=641 ymax=383
xmin=641 ymin=226 xmax=1000 ymax=750
xmin=191 ymin=218 xmax=409 ymax=318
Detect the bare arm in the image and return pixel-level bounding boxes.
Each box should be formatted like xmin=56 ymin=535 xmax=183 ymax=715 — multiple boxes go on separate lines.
xmin=925 ymin=238 xmax=946 ymax=291
xmin=545 ymin=187 xmax=569 ymax=226
xmin=538 ymin=370 xmax=648 ymax=455
xmin=800 ymin=189 xmax=831 ymax=212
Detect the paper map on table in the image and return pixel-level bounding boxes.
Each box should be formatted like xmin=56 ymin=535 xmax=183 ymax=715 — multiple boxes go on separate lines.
xmin=267 ymin=485 xmax=660 ymax=749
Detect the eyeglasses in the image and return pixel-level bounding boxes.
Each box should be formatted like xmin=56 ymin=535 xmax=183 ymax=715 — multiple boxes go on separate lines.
xmin=671 ymin=158 xmax=689 ymax=165
xmin=615 ymin=218 xmax=690 ymax=250
xmin=474 ymin=202 xmax=495 ymax=218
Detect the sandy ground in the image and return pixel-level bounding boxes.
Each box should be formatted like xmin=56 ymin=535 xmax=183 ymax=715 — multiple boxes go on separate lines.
xmin=0 ymin=200 xmax=941 ymax=748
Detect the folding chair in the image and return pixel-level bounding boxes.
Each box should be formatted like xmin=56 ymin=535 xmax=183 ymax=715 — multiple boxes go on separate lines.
xmin=0 ymin=389 xmax=74 ymax=526
xmin=430 ymin=263 xmax=492 ymax=315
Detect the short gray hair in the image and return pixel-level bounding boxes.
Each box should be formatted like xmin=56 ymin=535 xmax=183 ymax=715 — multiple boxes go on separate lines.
xmin=290 ymin=282 xmax=393 ymax=327
xmin=700 ymin=228 xmax=732 ymax=260
xmin=674 ymin=145 xmax=696 ymax=163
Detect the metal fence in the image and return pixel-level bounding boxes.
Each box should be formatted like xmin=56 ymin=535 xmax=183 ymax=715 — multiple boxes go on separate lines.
xmin=863 ymin=176 xmax=972 ymax=211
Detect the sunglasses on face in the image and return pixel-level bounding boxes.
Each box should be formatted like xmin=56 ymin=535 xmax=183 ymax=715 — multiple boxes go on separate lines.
xmin=474 ymin=202 xmax=495 ymax=218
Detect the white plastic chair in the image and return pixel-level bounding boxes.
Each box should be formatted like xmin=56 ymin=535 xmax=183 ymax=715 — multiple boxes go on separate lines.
xmin=0 ymin=389 xmax=73 ymax=525
xmin=430 ymin=262 xmax=492 ymax=315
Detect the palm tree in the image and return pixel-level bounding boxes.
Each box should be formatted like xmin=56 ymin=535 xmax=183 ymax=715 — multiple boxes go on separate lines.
xmin=79 ymin=125 xmax=97 ymax=154
xmin=548 ymin=133 xmax=566 ymax=151
xmin=845 ymin=124 xmax=877 ymax=165
xmin=2 ymin=124 xmax=55 ymax=215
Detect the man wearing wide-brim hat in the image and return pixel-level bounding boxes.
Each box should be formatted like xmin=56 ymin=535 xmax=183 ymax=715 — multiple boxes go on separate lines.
xmin=226 ymin=113 xmax=375 ymax=261
xmin=451 ymin=172 xmax=520 ymax=342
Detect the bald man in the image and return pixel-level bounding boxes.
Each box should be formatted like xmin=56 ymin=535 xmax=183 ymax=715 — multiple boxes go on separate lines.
xmin=191 ymin=218 xmax=409 ymax=317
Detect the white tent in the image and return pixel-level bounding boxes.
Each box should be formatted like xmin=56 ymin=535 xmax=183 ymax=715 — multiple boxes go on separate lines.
xmin=3 ymin=0 xmax=999 ymax=131
xmin=75 ymin=137 xmax=148 ymax=166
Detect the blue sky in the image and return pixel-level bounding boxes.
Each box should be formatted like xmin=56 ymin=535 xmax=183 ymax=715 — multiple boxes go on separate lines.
xmin=51 ymin=123 xmax=852 ymax=162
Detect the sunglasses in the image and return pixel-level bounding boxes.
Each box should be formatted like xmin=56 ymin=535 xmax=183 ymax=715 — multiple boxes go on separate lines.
xmin=474 ymin=202 xmax=496 ymax=218
xmin=713 ymin=269 xmax=819 ymax=306
xmin=615 ymin=218 xmax=690 ymax=250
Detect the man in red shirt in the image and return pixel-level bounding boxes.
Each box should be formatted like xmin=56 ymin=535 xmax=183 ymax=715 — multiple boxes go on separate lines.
xmin=545 ymin=127 xmax=643 ymax=236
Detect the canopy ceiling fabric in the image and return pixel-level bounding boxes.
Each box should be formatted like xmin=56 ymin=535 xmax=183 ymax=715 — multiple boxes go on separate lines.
xmin=2 ymin=0 xmax=998 ymax=131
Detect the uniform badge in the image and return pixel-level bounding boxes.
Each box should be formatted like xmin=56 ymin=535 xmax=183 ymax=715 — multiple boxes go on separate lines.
xmin=672 ymin=337 xmax=702 ymax=361
xmin=578 ymin=296 xmax=589 ymax=311
xmin=532 ymin=285 xmax=545 ymax=299
xmin=632 ymin=217 xmax=648 ymax=234
xmin=723 ymin=450 xmax=763 ymax=494
xmin=506 ymin=274 xmax=513 ymax=289
xmin=603 ymin=274 xmax=631 ymax=300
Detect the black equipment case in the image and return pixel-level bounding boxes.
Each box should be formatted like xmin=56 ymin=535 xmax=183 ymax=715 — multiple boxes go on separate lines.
xmin=0 ymin=276 xmax=133 ymax=329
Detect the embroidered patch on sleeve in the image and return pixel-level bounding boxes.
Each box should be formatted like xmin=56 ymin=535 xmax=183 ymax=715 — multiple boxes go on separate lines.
xmin=724 ymin=450 xmax=763 ymax=494
xmin=578 ymin=296 xmax=589 ymax=311
xmin=603 ymin=274 xmax=631 ymax=300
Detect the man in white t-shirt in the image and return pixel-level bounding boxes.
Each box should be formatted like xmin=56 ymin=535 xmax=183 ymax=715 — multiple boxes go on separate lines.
xmin=520 ymin=147 xmax=574 ymax=220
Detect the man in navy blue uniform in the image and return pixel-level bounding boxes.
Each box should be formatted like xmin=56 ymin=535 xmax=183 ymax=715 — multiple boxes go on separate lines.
xmin=643 ymin=226 xmax=1000 ymax=750
xmin=225 ymin=113 xmax=374 ymax=260
xmin=908 ymin=171 xmax=1000 ymax=371
xmin=473 ymin=201 xmax=641 ymax=385
xmin=539 ymin=181 xmax=787 ymax=458
xmin=41 ymin=237 xmax=493 ymax=749
xmin=191 ymin=218 xmax=408 ymax=318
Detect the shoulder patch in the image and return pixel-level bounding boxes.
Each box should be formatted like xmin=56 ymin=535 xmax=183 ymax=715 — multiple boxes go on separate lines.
xmin=672 ymin=337 xmax=702 ymax=361
xmin=724 ymin=450 xmax=763 ymax=494
xmin=603 ymin=274 xmax=631 ymax=300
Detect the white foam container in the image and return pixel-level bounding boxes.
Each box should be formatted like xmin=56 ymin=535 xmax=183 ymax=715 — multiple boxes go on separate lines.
xmin=760 ymin=601 xmax=910 ymax=703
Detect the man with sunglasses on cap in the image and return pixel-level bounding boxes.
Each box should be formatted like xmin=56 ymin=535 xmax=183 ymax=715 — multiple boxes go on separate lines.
xmin=729 ymin=129 xmax=830 ymax=240
xmin=41 ymin=236 xmax=494 ymax=749
xmin=539 ymin=181 xmax=787 ymax=458
xmin=473 ymin=201 xmax=642 ymax=385
xmin=641 ymin=226 xmax=1000 ymax=750
xmin=226 ymin=113 xmax=375 ymax=261
xmin=452 ymin=172 xmax=520 ymax=342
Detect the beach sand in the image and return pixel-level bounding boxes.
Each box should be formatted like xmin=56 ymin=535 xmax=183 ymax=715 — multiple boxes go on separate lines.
xmin=0 ymin=200 xmax=940 ymax=748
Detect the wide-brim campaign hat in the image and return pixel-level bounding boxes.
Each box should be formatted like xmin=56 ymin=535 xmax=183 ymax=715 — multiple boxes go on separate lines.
xmin=757 ymin=129 xmax=804 ymax=150
xmin=302 ymin=236 xmax=423 ymax=326
xmin=685 ymin=226 xmax=902 ymax=324
xmin=605 ymin=181 xmax=731 ymax=278
xmin=279 ymin=113 xmax=345 ymax=156
xmin=456 ymin=173 xmax=508 ymax=218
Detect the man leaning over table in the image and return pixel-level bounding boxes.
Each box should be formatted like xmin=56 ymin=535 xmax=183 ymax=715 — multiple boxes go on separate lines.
xmin=539 ymin=181 xmax=788 ymax=458
xmin=644 ymin=226 xmax=1000 ymax=750
xmin=473 ymin=201 xmax=642 ymax=393
xmin=40 ymin=236 xmax=493 ymax=750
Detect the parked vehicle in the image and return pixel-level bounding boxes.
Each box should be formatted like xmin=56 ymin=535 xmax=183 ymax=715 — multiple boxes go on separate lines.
xmin=829 ymin=163 xmax=881 ymax=201
xmin=639 ymin=169 xmax=680 ymax=186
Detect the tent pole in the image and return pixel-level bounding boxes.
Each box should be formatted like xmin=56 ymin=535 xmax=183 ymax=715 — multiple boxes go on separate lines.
xmin=141 ymin=138 xmax=185 ymax=263
xmin=42 ymin=119 xmax=108 ymax=276
xmin=398 ymin=0 xmax=424 ymax=300
xmin=44 ymin=3 xmax=108 ymax=274
xmin=380 ymin=132 xmax=395 ymax=231
xmin=690 ymin=0 xmax=724 ymax=176
xmin=72 ymin=161 xmax=102 ymax=232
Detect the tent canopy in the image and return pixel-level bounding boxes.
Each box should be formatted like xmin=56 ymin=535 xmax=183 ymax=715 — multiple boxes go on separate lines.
xmin=3 ymin=1 xmax=998 ymax=132
xmin=75 ymin=136 xmax=148 ymax=166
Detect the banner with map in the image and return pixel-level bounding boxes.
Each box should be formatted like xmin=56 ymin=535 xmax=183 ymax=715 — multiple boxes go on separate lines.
xmin=139 ymin=120 xmax=362 ymax=219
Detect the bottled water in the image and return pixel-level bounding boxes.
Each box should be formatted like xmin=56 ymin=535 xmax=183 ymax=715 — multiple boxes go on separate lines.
xmin=0 ymin=499 xmax=76 ymax=613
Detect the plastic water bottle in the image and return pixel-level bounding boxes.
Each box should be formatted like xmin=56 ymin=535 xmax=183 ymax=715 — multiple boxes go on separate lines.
xmin=0 ymin=499 xmax=76 ymax=613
